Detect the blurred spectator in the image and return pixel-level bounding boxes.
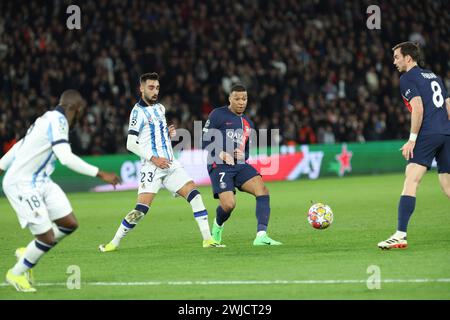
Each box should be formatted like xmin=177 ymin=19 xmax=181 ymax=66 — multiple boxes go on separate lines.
xmin=0 ymin=0 xmax=449 ymax=157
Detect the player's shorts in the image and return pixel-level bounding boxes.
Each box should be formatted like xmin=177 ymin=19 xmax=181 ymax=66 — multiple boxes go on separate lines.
xmin=2 ymin=180 xmax=73 ymax=235
xmin=208 ymin=163 xmax=261 ymax=199
xmin=409 ymin=134 xmax=450 ymax=173
xmin=138 ymin=159 xmax=192 ymax=194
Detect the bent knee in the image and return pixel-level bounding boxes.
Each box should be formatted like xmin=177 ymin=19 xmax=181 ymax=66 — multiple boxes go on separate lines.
xmin=255 ymin=185 xmax=269 ymax=197
xmin=261 ymin=186 xmax=269 ymax=195
xmin=64 ymin=215 xmax=79 ymax=231
xmin=221 ymin=201 xmax=236 ymax=213
xmin=68 ymin=221 xmax=79 ymax=231
xmin=37 ymin=230 xmax=56 ymax=246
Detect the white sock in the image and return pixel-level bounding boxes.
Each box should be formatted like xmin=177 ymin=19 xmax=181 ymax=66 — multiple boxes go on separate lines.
xmin=190 ymin=193 xmax=212 ymax=241
xmin=195 ymin=215 xmax=212 ymax=241
xmin=11 ymin=240 xmax=53 ymax=276
xmin=111 ymin=221 xmax=134 ymax=247
xmin=257 ymin=231 xmax=267 ymax=237
xmin=110 ymin=208 xmax=148 ymax=247
xmin=394 ymin=230 xmax=407 ymax=239
xmin=52 ymin=224 xmax=74 ymax=243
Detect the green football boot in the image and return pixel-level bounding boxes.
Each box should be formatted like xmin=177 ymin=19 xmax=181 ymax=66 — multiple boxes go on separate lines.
xmin=211 ymin=219 xmax=224 ymax=244
xmin=253 ymin=232 xmax=282 ymax=246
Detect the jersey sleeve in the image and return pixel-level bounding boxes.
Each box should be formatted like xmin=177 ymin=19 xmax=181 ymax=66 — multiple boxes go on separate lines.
xmin=128 ymin=107 xmax=145 ymax=136
xmin=244 ymin=118 xmax=255 ymax=161
xmin=53 ymin=143 xmax=99 ymax=177
xmin=0 ymin=139 xmax=21 ymax=170
xmin=49 ymin=115 xmax=69 ymax=146
xmin=202 ymin=109 xmax=221 ymax=150
xmin=400 ymin=76 xmax=420 ymax=102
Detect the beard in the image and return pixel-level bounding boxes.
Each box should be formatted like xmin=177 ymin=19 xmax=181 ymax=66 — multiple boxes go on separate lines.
xmin=144 ymin=94 xmax=158 ymax=105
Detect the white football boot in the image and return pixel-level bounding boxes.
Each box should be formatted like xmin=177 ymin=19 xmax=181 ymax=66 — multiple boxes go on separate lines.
xmin=378 ymin=234 xmax=408 ymax=250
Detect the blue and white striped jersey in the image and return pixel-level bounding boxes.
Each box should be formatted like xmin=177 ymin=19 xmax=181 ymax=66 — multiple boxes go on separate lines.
xmin=128 ymin=98 xmax=174 ymax=161
xmin=3 ymin=106 xmax=69 ymax=186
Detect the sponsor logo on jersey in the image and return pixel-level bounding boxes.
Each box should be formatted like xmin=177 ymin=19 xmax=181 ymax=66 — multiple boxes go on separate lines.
xmin=203 ymin=119 xmax=210 ymax=133
xmin=59 ymin=117 xmax=68 ymax=134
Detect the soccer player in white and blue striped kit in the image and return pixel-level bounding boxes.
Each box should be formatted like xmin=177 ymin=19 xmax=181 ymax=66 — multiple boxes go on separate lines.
xmin=0 ymin=90 xmax=121 ymax=292
xmin=99 ymin=73 xmax=223 ymax=251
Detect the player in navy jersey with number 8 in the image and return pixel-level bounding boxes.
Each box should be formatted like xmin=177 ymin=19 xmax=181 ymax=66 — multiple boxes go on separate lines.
xmin=202 ymin=84 xmax=282 ymax=246
xmin=378 ymin=42 xmax=450 ymax=250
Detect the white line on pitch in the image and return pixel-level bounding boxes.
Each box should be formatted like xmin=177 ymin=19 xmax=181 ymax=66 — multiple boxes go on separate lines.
xmin=1 ymin=279 xmax=450 ymax=287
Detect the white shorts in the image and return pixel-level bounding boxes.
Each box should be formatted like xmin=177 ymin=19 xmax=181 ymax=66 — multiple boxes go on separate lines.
xmin=2 ymin=180 xmax=73 ymax=235
xmin=138 ymin=159 xmax=192 ymax=195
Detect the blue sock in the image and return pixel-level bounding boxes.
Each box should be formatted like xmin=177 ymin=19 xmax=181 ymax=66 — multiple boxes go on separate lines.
xmin=397 ymin=195 xmax=416 ymax=232
xmin=135 ymin=203 xmax=149 ymax=214
xmin=216 ymin=206 xmax=231 ymax=226
xmin=256 ymin=195 xmax=270 ymax=232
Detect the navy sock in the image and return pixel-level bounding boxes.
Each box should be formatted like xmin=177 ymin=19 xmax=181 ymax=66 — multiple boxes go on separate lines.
xmin=256 ymin=195 xmax=270 ymax=232
xmin=216 ymin=206 xmax=231 ymax=226
xmin=135 ymin=203 xmax=149 ymax=214
xmin=397 ymin=195 xmax=416 ymax=232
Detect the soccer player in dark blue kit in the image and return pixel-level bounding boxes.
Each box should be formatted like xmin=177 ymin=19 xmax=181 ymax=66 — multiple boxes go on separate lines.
xmin=202 ymin=84 xmax=282 ymax=246
xmin=378 ymin=42 xmax=450 ymax=249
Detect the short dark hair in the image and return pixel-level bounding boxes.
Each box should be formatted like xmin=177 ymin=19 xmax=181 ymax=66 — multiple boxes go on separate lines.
xmin=59 ymin=89 xmax=83 ymax=105
xmin=140 ymin=72 xmax=159 ymax=84
xmin=230 ymin=84 xmax=247 ymax=93
xmin=392 ymin=42 xmax=423 ymax=64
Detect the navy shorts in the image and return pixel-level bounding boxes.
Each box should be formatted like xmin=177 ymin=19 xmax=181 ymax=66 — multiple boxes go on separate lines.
xmin=208 ymin=163 xmax=261 ymax=199
xmin=409 ymin=134 xmax=450 ymax=173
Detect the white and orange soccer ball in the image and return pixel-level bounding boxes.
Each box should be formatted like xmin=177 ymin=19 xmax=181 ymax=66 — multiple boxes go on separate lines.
xmin=307 ymin=203 xmax=333 ymax=229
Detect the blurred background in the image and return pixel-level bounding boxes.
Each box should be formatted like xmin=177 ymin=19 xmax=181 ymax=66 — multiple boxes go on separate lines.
xmin=1 ymin=0 xmax=449 ymax=157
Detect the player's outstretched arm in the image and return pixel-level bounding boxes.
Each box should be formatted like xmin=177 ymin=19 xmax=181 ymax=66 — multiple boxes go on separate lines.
xmin=96 ymin=170 xmax=121 ymax=187
xmin=52 ymin=143 xmax=121 ymax=186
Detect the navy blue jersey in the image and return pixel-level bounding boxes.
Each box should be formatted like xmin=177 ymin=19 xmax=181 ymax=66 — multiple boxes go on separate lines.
xmin=202 ymin=106 xmax=254 ymax=167
xmin=399 ymin=66 xmax=450 ymax=135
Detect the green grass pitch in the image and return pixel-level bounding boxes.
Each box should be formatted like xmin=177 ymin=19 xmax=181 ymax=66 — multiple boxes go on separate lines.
xmin=0 ymin=173 xmax=449 ymax=300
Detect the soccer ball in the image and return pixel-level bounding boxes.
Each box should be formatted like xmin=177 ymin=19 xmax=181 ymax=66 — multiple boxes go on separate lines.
xmin=307 ymin=203 xmax=333 ymax=229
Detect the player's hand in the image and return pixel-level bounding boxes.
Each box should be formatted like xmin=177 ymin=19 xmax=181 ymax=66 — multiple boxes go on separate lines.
xmin=219 ymin=151 xmax=235 ymax=165
xmin=400 ymin=140 xmax=415 ymax=161
xmin=151 ymin=156 xmax=172 ymax=169
xmin=234 ymin=148 xmax=245 ymax=160
xmin=97 ymin=171 xmax=122 ymax=189
xmin=168 ymin=125 xmax=176 ymax=138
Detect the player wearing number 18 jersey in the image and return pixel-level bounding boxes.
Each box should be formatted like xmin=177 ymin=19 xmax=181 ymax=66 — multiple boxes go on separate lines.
xmin=0 ymin=90 xmax=120 ymax=292
xmin=378 ymin=42 xmax=450 ymax=250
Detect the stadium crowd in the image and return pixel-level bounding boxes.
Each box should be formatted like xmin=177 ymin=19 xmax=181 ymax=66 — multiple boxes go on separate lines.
xmin=0 ymin=0 xmax=449 ymax=156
